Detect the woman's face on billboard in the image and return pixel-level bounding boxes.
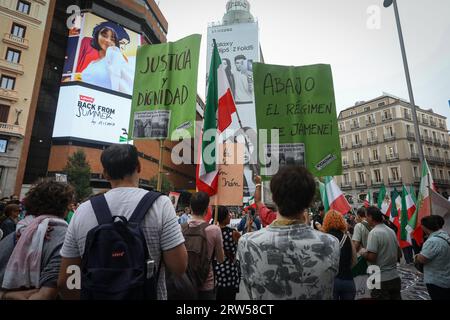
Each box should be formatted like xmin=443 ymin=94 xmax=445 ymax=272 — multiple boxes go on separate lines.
xmin=98 ymin=28 xmax=117 ymax=51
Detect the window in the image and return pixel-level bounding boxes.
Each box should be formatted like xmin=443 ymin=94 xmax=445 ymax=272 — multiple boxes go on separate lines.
xmin=433 ymin=131 xmax=437 ymax=140
xmin=16 ymin=1 xmax=31 ymax=14
xmin=358 ymin=172 xmax=365 ymax=183
xmin=442 ymin=133 xmax=445 ymax=141
xmin=413 ymin=166 xmax=418 ymax=178
xmin=409 ymin=143 xmax=415 ymax=154
xmin=406 ymin=125 xmax=411 ymax=134
xmin=372 ymin=149 xmax=378 ymax=160
xmin=354 ymin=134 xmax=360 ymax=144
xmin=424 ymin=129 xmax=429 ymax=138
xmin=387 ymin=126 xmax=394 ymax=136
xmin=391 ymin=167 xmax=399 ymax=181
xmin=374 ymin=169 xmax=382 ymax=182
xmin=355 ymin=152 xmax=362 ymax=162
xmin=364 ymin=107 xmax=370 ymax=112
xmin=436 ymin=149 xmax=440 ymax=158
xmin=432 ymin=168 xmax=436 ymax=179
xmin=11 ymin=23 xmax=26 ymax=38
xmin=445 ymin=151 xmax=449 ymax=160
xmin=344 ymin=173 xmax=350 ymax=184
xmin=388 ymin=146 xmax=394 ymax=156
xmin=340 ymin=137 xmax=345 ymax=147
xmin=5 ymin=48 xmax=21 ymax=64
xmin=0 ymin=75 xmax=15 ymax=90
xmin=378 ymin=102 xmax=386 ymax=107
xmin=427 ymin=147 xmax=432 ymax=156
xmin=440 ymin=170 xmax=443 ymax=179
xmin=0 ymin=104 xmax=10 ymax=123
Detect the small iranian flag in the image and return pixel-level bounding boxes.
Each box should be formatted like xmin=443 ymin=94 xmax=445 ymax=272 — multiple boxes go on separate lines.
xmin=196 ymin=40 xmax=237 ymax=196
xmin=363 ymin=188 xmax=373 ymax=208
xmin=319 ymin=180 xmax=329 ymax=212
xmin=324 ymin=176 xmax=351 ymax=214
xmin=399 ymin=185 xmax=416 ymax=248
xmin=377 ymin=184 xmax=387 ymax=209
xmin=406 ymin=159 xmax=436 ymax=246
xmin=381 ymin=196 xmax=391 ymax=215
xmin=389 ymin=188 xmax=400 ymax=223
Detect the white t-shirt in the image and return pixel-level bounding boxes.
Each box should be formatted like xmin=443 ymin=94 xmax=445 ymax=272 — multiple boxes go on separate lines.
xmin=60 ymin=187 xmax=185 ymax=300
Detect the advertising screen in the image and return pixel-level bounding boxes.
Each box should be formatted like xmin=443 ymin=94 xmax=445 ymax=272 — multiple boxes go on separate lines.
xmin=206 ymin=22 xmax=260 ymax=199
xmin=53 ymin=12 xmax=142 ymax=144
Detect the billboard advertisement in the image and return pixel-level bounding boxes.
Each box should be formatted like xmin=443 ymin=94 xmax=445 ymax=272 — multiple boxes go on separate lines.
xmin=53 ymin=12 xmax=142 ymax=144
xmin=52 ymin=84 xmax=132 ymax=144
xmin=206 ymin=22 xmax=260 ymax=199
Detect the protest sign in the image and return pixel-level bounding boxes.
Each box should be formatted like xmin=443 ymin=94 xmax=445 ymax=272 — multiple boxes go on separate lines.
xmin=129 ymin=34 xmax=201 ymax=140
xmin=253 ymin=63 xmax=342 ymax=177
xmin=210 ymin=143 xmax=244 ymax=206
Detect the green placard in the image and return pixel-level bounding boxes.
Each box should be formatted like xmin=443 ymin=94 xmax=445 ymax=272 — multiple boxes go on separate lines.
xmin=254 ymin=63 xmax=342 ymax=177
xmin=129 ymin=34 xmax=201 ymax=140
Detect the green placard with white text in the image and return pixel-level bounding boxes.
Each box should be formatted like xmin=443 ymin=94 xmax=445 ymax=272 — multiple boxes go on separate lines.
xmin=129 ymin=34 xmax=201 ymax=140
xmin=254 ymin=63 xmax=342 ymax=177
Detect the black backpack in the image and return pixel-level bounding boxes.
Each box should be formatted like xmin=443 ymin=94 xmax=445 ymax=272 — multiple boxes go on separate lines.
xmin=81 ymin=191 xmax=162 ymax=300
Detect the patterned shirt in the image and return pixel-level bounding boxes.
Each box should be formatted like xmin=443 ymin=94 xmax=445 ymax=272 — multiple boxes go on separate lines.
xmin=237 ymin=223 xmax=340 ymax=300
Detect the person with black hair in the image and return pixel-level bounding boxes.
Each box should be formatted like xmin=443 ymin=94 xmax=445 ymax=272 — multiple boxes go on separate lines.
xmin=361 ymin=206 xmax=402 ymax=300
xmin=57 ymin=144 xmax=187 ymax=300
xmin=0 ymin=180 xmax=74 ymax=300
xmin=237 ymin=166 xmax=340 ymax=300
xmin=414 ymin=215 xmax=450 ymax=300
xmin=352 ymin=207 xmax=371 ymax=252
xmin=313 ymin=205 xmax=325 ymax=231
xmin=237 ymin=207 xmax=261 ymax=234
xmin=81 ymin=21 xmax=133 ymax=94
xmin=232 ymin=54 xmax=253 ymax=103
xmin=0 ymin=204 xmax=20 ymax=239
xmin=213 ymin=206 xmax=241 ymax=300
xmin=184 ymin=192 xmax=224 ymax=300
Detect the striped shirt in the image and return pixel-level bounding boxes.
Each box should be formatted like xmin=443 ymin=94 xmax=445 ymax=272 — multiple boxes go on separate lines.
xmin=60 ymin=188 xmax=185 ymax=300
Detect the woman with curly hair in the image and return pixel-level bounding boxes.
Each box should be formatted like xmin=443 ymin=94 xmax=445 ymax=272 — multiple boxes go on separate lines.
xmin=0 ymin=179 xmax=74 ymax=300
xmin=322 ymin=210 xmax=357 ymax=300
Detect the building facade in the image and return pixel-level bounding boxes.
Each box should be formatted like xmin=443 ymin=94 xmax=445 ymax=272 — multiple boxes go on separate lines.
xmin=0 ymin=0 xmax=52 ymax=198
xmin=336 ymin=95 xmax=450 ymax=206
xmin=12 ymin=0 xmax=197 ymax=198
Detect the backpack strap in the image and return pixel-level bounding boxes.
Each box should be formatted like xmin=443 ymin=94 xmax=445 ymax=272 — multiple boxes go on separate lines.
xmin=90 ymin=194 xmax=113 ymax=225
xmin=129 ymin=191 xmax=163 ymax=224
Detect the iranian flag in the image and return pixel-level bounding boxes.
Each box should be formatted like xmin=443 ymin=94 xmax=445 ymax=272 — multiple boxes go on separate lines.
xmin=388 ymin=188 xmax=401 ymax=223
xmin=196 ymin=40 xmax=237 ymax=196
xmin=319 ymin=180 xmax=330 ymax=212
xmin=399 ymin=185 xmax=416 ymax=248
xmin=377 ymin=184 xmax=386 ymax=209
xmin=324 ymin=177 xmax=351 ymax=214
xmin=406 ymin=160 xmax=436 ymax=246
xmin=363 ymin=188 xmax=373 ymax=208
xmin=381 ymin=197 xmax=391 ymax=215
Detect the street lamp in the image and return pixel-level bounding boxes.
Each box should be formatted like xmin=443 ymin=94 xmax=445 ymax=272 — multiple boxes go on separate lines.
xmin=383 ymin=0 xmax=425 ymax=163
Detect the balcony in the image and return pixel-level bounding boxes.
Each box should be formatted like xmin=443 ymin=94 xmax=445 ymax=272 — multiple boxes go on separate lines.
xmin=433 ymin=139 xmax=441 ymax=146
xmin=427 ymin=156 xmax=445 ymax=165
xmin=443 ymin=142 xmax=450 ymax=149
xmin=406 ymin=132 xmax=416 ymax=141
xmin=435 ymin=179 xmax=450 ymax=187
xmin=366 ymin=119 xmax=376 ymax=127
xmin=367 ymin=137 xmax=378 ymax=146
xmin=352 ymin=142 xmax=362 ymax=148
xmin=355 ymin=181 xmax=367 ymax=188
xmin=2 ymin=33 xmax=29 ymax=49
xmin=384 ymin=133 xmax=396 ymax=142
xmin=0 ymin=88 xmax=19 ymax=102
xmin=388 ymin=178 xmax=402 ymax=186
xmin=439 ymin=123 xmax=446 ymax=130
xmin=422 ymin=118 xmax=429 ymax=125
xmin=382 ymin=114 xmax=393 ymax=122
xmin=386 ymin=153 xmax=399 ymax=162
xmin=350 ymin=123 xmax=360 ymax=131
xmin=410 ymin=153 xmax=420 ymax=162
xmin=430 ymin=119 xmax=437 ymax=127
xmin=354 ymin=160 xmax=365 ymax=168
xmin=422 ymin=136 xmax=433 ymax=145
xmin=404 ymin=113 xmax=412 ymax=120
xmin=342 ymin=162 xmax=350 ymax=169
xmin=371 ymin=180 xmax=383 ymax=187
xmin=0 ymin=59 xmax=24 ymax=75
xmin=369 ymin=157 xmax=380 ymax=164
xmin=341 ymin=182 xmax=352 ymax=190
xmin=0 ymin=122 xmax=22 ymax=137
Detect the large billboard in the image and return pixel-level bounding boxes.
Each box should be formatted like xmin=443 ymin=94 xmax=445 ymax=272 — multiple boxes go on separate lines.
xmin=53 ymin=12 xmax=142 ymax=144
xmin=206 ymin=22 xmax=260 ymax=199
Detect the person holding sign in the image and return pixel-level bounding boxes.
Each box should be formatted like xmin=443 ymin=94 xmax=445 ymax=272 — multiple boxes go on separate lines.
xmin=253 ymin=175 xmax=277 ymax=227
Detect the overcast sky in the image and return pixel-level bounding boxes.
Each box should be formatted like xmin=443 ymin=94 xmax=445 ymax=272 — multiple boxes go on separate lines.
xmin=158 ymin=0 xmax=450 ymax=124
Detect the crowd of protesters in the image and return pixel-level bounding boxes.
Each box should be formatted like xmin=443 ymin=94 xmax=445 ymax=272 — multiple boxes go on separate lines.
xmin=0 ymin=144 xmax=449 ymax=300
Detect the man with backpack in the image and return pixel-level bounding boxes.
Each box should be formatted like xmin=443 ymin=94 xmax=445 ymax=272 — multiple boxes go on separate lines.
xmin=182 ymin=192 xmax=224 ymax=300
xmin=57 ymin=144 xmax=187 ymax=300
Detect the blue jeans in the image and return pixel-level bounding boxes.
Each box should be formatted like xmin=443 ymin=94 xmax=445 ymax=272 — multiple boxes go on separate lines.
xmin=334 ymin=278 xmax=356 ymax=300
